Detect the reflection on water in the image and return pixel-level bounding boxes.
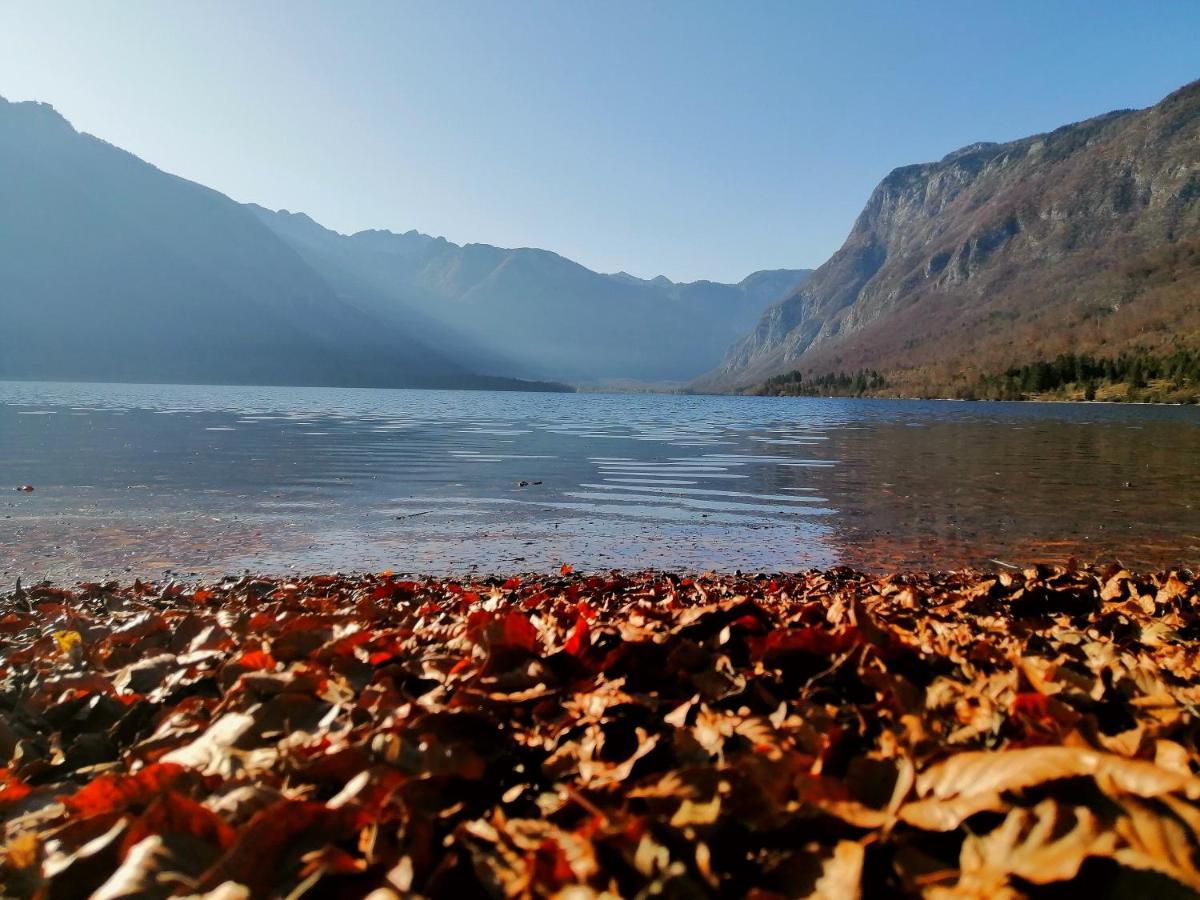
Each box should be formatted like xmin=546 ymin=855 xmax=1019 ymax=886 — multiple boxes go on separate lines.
xmin=0 ymin=381 xmax=1196 ymax=579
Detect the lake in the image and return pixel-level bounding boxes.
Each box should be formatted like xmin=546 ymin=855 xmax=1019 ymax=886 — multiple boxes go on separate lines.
xmin=1 ymin=380 xmax=1197 ymax=580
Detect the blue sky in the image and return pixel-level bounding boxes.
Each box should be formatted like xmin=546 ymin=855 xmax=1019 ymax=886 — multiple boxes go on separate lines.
xmin=1 ymin=1 xmax=1197 ymax=282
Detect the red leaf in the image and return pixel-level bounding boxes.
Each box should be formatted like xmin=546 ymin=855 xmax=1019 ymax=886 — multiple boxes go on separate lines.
xmin=319 ymin=630 xmax=374 ymax=659
xmin=234 ymin=649 xmax=276 ymax=670
xmin=532 ymin=837 xmax=576 ymax=887
xmin=466 ymin=609 xmax=494 ymax=642
xmin=122 ymin=790 xmax=236 ymax=856
xmin=1013 ymin=692 xmax=1051 ymax=719
xmin=0 ymin=768 xmax=32 ymax=808
xmin=65 ymin=763 xmax=189 ymax=818
xmin=522 ymin=590 xmax=549 ymax=609
xmin=564 ymin=617 xmax=590 ymax=656
xmin=748 ymin=626 xmax=862 ymax=660
xmin=560 ymin=564 xmax=573 ymax=576
xmin=198 ymin=800 xmax=365 ymax=894
xmin=467 ymin=609 xmax=539 ymax=653
xmin=500 ymin=611 xmax=539 ymax=653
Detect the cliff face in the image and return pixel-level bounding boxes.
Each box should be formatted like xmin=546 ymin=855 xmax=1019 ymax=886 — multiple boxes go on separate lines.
xmin=705 ymin=81 xmax=1200 ymax=392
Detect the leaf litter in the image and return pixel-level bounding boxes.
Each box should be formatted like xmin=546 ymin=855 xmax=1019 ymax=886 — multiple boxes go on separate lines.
xmin=1 ymin=563 xmax=1200 ymax=897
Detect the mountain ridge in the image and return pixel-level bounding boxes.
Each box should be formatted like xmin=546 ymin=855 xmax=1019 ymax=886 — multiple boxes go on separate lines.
xmin=701 ymin=80 xmax=1200 ymax=394
xmin=0 ymin=95 xmax=805 ymax=389
xmin=1 ymin=96 xmax=584 ymax=391
xmin=248 ymin=205 xmax=810 ymax=383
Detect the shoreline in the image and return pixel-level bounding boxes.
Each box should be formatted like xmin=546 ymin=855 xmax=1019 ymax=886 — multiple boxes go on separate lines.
xmin=732 ymin=390 xmax=1200 ymax=406
xmin=687 ymin=384 xmax=1200 ymax=406
xmin=6 ymin=376 xmax=1200 ymax=405
xmin=3 ymin=563 xmax=1200 ymax=896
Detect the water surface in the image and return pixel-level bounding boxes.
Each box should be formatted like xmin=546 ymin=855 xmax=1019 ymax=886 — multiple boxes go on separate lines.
xmin=1 ymin=381 xmax=1196 ymax=579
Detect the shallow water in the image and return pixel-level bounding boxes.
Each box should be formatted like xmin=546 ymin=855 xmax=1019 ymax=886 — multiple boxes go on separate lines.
xmin=1 ymin=381 xmax=1197 ymax=580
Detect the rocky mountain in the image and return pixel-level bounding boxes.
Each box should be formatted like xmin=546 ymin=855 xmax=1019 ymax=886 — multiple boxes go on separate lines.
xmin=0 ymin=96 xmax=566 ymax=391
xmin=702 ymin=80 xmax=1200 ymax=394
xmin=249 ymin=206 xmax=810 ymax=383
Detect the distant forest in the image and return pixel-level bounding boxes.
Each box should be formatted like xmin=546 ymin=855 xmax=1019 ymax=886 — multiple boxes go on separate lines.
xmin=754 ymin=369 xmax=888 ymax=397
xmin=752 ymin=349 xmax=1200 ymax=403
xmin=967 ymin=349 xmax=1200 ymax=403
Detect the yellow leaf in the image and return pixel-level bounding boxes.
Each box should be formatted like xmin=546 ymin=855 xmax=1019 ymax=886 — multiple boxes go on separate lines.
xmin=53 ymin=630 xmax=82 ymax=654
xmin=3 ymin=833 xmax=40 ymax=869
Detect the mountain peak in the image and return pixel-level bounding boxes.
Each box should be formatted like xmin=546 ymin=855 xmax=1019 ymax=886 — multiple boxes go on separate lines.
xmin=0 ymin=96 xmax=76 ymax=135
xmin=276 ymin=208 xmax=320 ymax=226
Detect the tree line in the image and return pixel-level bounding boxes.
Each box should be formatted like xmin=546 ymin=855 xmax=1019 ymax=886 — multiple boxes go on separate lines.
xmin=756 ymin=368 xmax=888 ymax=397
xmin=969 ymin=349 xmax=1200 ymax=402
xmin=752 ymin=349 xmax=1200 ymax=403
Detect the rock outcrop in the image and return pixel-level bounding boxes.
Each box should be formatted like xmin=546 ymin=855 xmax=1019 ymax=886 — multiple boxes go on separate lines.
xmin=704 ymin=81 xmax=1200 ymax=393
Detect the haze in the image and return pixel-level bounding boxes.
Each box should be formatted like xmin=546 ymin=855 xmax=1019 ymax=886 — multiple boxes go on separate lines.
xmin=2 ymin=0 xmax=1197 ymax=282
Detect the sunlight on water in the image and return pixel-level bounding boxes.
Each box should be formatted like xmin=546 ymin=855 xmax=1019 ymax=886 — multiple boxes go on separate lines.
xmin=0 ymin=380 xmax=1197 ymax=579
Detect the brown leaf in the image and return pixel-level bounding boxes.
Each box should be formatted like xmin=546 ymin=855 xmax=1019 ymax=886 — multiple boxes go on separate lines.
xmin=916 ymin=747 xmax=1200 ymax=805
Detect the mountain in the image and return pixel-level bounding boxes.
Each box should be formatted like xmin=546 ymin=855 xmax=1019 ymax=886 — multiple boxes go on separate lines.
xmin=0 ymin=94 xmax=805 ymax=390
xmin=248 ymin=206 xmax=810 ymax=383
xmin=0 ymin=96 xmax=570 ymax=391
xmin=702 ymin=80 xmax=1200 ymax=394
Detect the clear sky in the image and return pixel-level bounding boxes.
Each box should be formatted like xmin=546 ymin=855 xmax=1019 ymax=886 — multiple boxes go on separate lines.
xmin=1 ymin=1 xmax=1197 ymax=282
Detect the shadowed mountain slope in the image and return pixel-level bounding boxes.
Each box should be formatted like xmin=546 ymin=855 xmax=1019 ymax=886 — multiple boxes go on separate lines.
xmin=0 ymin=92 xmax=806 ymax=390
xmin=249 ymin=206 xmax=810 ymax=383
xmin=0 ymin=97 xmax=566 ymax=390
